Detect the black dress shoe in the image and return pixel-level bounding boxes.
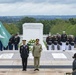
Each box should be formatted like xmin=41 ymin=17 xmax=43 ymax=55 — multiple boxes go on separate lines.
xmin=34 ymin=69 xmax=37 ymax=71
xmin=22 ymin=69 xmax=25 ymax=71
xmin=24 ymin=69 xmax=27 ymax=71
xmin=37 ymin=69 xmax=39 ymax=71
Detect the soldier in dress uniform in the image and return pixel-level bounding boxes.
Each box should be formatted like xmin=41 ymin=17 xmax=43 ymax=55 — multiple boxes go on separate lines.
xmin=66 ymin=35 xmax=70 ymax=50
xmin=14 ymin=34 xmax=20 ymax=50
xmin=61 ymin=31 xmax=67 ymax=51
xmin=32 ymin=39 xmax=42 ymax=71
xmin=68 ymin=35 xmax=74 ymax=50
xmin=66 ymin=41 xmax=69 ymax=50
xmin=8 ymin=34 xmax=14 ymax=50
xmin=46 ymin=35 xmax=52 ymax=50
xmin=20 ymin=40 xmax=29 ymax=71
xmin=52 ymin=35 xmax=57 ymax=50
xmin=56 ymin=33 xmax=62 ymax=50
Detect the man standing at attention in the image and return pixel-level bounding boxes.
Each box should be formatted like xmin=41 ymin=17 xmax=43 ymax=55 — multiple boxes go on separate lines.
xmin=20 ymin=40 xmax=29 ymax=71
xmin=14 ymin=33 xmax=20 ymax=50
xmin=32 ymin=39 xmax=42 ymax=71
xmin=61 ymin=31 xmax=67 ymax=51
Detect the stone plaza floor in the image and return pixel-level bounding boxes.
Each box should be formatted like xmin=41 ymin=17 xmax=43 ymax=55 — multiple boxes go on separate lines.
xmin=0 ymin=50 xmax=75 ymax=75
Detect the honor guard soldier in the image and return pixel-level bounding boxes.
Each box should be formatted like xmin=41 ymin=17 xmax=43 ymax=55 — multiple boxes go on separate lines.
xmin=20 ymin=40 xmax=29 ymax=71
xmin=32 ymin=39 xmax=42 ymax=71
xmin=54 ymin=41 xmax=57 ymax=50
xmin=46 ymin=36 xmax=52 ymax=50
xmin=66 ymin=41 xmax=69 ymax=50
xmin=69 ymin=35 xmax=74 ymax=50
xmin=52 ymin=35 xmax=57 ymax=50
xmin=61 ymin=31 xmax=67 ymax=51
xmin=56 ymin=33 xmax=62 ymax=50
xmin=8 ymin=34 xmax=14 ymax=50
xmin=14 ymin=34 xmax=20 ymax=50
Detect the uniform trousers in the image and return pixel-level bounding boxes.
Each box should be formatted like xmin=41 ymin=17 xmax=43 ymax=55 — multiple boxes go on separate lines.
xmin=54 ymin=45 xmax=57 ymax=50
xmin=66 ymin=45 xmax=69 ymax=50
xmin=71 ymin=46 xmax=74 ymax=50
xmin=34 ymin=57 xmax=40 ymax=69
xmin=48 ymin=45 xmax=52 ymax=50
xmin=62 ymin=42 xmax=66 ymax=50
xmin=22 ymin=58 xmax=28 ymax=70
xmin=59 ymin=45 xmax=62 ymax=50
xmin=14 ymin=44 xmax=18 ymax=50
xmin=8 ymin=44 xmax=13 ymax=50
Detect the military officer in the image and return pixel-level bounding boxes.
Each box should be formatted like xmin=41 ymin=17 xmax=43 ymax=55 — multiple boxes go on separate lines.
xmin=8 ymin=34 xmax=14 ymax=50
xmin=56 ymin=34 xmax=62 ymax=50
xmin=69 ymin=35 xmax=74 ymax=50
xmin=20 ymin=40 xmax=29 ymax=71
xmin=46 ymin=35 xmax=52 ymax=50
xmin=14 ymin=34 xmax=20 ymax=50
xmin=61 ymin=31 xmax=67 ymax=51
xmin=32 ymin=39 xmax=42 ymax=71
xmin=52 ymin=35 xmax=57 ymax=50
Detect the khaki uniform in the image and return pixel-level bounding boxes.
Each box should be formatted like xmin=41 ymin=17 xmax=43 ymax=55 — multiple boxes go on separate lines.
xmin=32 ymin=43 xmax=42 ymax=69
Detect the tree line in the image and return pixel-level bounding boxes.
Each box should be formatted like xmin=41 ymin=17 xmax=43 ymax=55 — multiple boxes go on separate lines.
xmin=1 ymin=17 xmax=76 ymax=36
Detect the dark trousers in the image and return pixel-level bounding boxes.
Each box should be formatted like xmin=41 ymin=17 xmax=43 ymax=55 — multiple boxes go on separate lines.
xmin=14 ymin=44 xmax=18 ymax=50
xmin=8 ymin=44 xmax=13 ymax=50
xmin=0 ymin=41 xmax=3 ymax=51
xmin=22 ymin=58 xmax=28 ymax=70
xmin=4 ymin=46 xmax=8 ymax=50
xmin=0 ymin=44 xmax=3 ymax=51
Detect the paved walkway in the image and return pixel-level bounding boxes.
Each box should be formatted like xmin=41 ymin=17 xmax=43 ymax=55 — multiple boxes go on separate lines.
xmin=0 ymin=69 xmax=72 ymax=75
xmin=0 ymin=50 xmax=75 ymax=75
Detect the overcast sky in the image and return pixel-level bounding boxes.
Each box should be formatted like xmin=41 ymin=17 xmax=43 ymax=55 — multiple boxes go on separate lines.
xmin=0 ymin=0 xmax=76 ymax=16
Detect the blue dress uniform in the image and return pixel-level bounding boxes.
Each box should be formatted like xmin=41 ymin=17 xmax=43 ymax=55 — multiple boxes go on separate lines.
xmin=66 ymin=41 xmax=69 ymax=50
xmin=68 ymin=37 xmax=74 ymax=50
xmin=61 ymin=34 xmax=67 ymax=50
xmin=57 ymin=35 xmax=62 ymax=50
xmin=8 ymin=36 xmax=14 ymax=50
xmin=52 ymin=36 xmax=57 ymax=50
xmin=54 ymin=41 xmax=57 ymax=50
xmin=46 ymin=36 xmax=52 ymax=50
xmin=14 ymin=36 xmax=20 ymax=50
xmin=20 ymin=45 xmax=29 ymax=71
xmin=0 ymin=40 xmax=3 ymax=51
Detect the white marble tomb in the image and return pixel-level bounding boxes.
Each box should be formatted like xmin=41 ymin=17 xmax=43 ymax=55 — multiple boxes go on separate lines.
xmin=23 ymin=23 xmax=43 ymax=44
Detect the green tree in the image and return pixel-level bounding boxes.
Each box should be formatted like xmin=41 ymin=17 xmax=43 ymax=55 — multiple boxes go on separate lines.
xmin=17 ymin=17 xmax=36 ymax=34
xmin=4 ymin=23 xmax=19 ymax=34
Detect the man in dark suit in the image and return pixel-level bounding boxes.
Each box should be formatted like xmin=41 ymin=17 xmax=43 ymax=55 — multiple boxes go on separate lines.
xmin=20 ymin=40 xmax=29 ymax=71
xmin=14 ymin=34 xmax=20 ymax=50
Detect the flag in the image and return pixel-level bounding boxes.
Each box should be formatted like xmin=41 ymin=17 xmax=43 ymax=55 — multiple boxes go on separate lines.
xmin=0 ymin=22 xmax=11 ymax=47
